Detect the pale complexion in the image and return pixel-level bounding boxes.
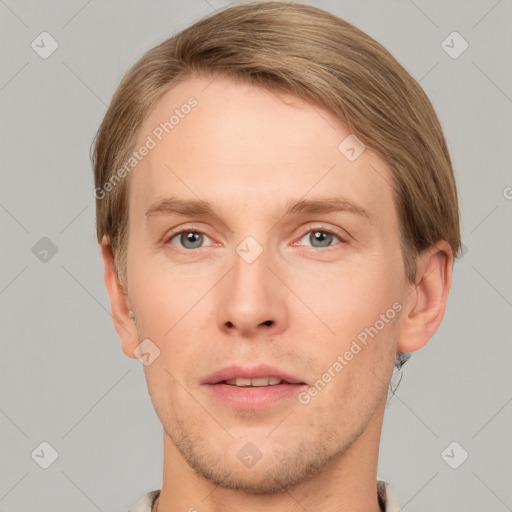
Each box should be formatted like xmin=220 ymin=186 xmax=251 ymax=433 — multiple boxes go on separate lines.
xmin=101 ymin=74 xmax=453 ymax=512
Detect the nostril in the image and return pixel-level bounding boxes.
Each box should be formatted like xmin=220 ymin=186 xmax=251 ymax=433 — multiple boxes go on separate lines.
xmin=262 ymin=320 xmax=273 ymax=326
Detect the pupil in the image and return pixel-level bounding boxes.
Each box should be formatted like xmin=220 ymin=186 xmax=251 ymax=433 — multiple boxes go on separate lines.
xmin=312 ymin=230 xmax=331 ymax=247
xmin=182 ymin=232 xmax=202 ymax=249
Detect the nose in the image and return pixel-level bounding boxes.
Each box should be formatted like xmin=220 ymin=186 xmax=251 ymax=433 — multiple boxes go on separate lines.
xmin=217 ymin=245 xmax=288 ymax=338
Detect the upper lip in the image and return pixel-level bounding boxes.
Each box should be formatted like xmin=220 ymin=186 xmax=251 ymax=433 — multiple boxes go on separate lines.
xmin=201 ymin=364 xmax=306 ymax=385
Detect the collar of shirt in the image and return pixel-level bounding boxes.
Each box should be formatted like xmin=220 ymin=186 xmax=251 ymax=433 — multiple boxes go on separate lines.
xmin=127 ymin=480 xmax=403 ymax=512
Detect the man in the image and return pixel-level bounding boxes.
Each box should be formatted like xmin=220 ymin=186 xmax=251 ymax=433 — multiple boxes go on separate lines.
xmin=92 ymin=2 xmax=460 ymax=511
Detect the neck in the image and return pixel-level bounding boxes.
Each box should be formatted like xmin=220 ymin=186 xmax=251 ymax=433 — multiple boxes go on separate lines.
xmin=155 ymin=401 xmax=386 ymax=512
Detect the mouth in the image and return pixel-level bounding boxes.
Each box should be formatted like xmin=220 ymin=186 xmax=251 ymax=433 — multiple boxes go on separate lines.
xmin=201 ymin=364 xmax=308 ymax=410
xmin=222 ymin=376 xmax=301 ymax=386
xmin=202 ymin=363 xmax=307 ymax=386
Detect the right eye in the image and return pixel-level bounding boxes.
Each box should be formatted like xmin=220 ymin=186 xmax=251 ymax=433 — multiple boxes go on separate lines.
xmin=167 ymin=230 xmax=214 ymax=250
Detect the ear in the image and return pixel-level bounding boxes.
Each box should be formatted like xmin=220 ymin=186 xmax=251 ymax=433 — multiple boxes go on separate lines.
xmin=99 ymin=236 xmax=139 ymax=359
xmin=397 ymin=240 xmax=454 ymax=353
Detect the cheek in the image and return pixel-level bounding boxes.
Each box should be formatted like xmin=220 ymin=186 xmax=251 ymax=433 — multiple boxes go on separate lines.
xmin=288 ymin=254 xmax=392 ymax=337
xmin=289 ymin=255 xmax=400 ymax=388
xmin=126 ymin=250 xmax=209 ymax=333
xmin=305 ymin=314 xmax=397 ymax=426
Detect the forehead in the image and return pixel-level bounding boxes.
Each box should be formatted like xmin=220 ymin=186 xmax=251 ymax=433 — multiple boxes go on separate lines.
xmin=129 ymin=74 xmax=396 ymax=226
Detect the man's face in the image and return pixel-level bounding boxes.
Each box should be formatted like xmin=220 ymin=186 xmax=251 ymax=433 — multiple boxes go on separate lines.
xmin=125 ymin=75 xmax=409 ymax=493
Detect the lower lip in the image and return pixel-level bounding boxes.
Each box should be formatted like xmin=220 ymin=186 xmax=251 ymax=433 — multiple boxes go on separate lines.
xmin=203 ymin=382 xmax=307 ymax=410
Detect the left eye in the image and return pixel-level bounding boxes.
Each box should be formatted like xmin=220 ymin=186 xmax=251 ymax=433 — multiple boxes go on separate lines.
xmin=297 ymin=229 xmax=343 ymax=248
xmin=168 ymin=231 xmax=213 ymax=250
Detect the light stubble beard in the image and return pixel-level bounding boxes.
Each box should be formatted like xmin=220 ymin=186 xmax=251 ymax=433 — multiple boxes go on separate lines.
xmin=164 ymin=410 xmax=361 ymax=495
xmin=134 ymin=312 xmax=396 ymax=497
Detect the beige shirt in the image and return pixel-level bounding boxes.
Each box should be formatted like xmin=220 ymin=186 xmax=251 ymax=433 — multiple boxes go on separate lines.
xmin=128 ymin=481 xmax=403 ymax=511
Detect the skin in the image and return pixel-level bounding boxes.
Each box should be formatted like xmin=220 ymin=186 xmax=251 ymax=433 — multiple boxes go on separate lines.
xmin=100 ymin=74 xmax=453 ymax=512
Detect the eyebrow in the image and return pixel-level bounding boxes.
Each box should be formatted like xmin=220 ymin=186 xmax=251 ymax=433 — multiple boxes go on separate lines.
xmin=145 ymin=196 xmax=372 ymax=223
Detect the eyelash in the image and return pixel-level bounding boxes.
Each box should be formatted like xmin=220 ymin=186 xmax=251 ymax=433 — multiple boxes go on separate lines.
xmin=165 ymin=225 xmax=347 ymax=251
xmin=294 ymin=227 xmax=347 ymax=249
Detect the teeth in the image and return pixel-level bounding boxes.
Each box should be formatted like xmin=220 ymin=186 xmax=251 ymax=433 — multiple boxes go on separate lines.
xmin=224 ymin=377 xmax=282 ymax=387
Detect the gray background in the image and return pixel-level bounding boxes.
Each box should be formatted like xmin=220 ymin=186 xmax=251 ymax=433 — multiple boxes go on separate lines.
xmin=1 ymin=0 xmax=511 ymax=511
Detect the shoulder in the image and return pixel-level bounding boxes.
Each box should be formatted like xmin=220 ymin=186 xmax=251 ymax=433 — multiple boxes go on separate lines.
xmin=378 ymin=480 xmax=403 ymax=512
xmin=128 ymin=489 xmax=161 ymax=512
xmin=128 ymin=484 xmax=400 ymax=511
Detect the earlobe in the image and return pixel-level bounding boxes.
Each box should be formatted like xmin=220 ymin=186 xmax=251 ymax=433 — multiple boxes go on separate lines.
xmin=99 ymin=236 xmax=139 ymax=359
xmin=397 ymin=240 xmax=454 ymax=354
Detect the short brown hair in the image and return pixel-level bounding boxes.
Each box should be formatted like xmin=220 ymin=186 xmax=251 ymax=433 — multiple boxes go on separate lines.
xmin=92 ymin=0 xmax=460 ymax=293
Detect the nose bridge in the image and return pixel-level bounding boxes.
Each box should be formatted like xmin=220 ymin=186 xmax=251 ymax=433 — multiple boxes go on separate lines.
xmin=231 ymin=238 xmax=273 ymax=309
xmin=217 ymin=236 xmax=287 ymax=335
